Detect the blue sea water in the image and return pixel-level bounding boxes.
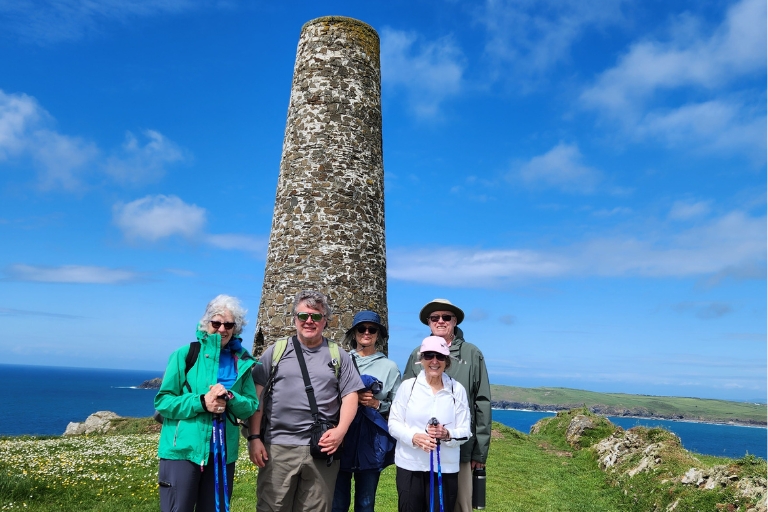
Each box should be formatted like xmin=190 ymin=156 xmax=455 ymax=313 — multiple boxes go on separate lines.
xmin=493 ymin=409 xmax=767 ymax=460
xmin=2 ymin=364 xmax=764 ymax=462
xmin=0 ymin=364 xmax=159 ymax=436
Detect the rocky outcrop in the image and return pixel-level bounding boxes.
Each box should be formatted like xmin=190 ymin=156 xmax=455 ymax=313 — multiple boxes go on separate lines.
xmin=64 ymin=411 xmax=121 ymax=435
xmin=565 ymin=414 xmax=597 ymax=447
xmin=594 ymin=428 xmax=673 ymax=476
xmin=680 ymin=466 xmax=767 ymax=510
xmin=137 ymin=378 xmax=162 ymax=389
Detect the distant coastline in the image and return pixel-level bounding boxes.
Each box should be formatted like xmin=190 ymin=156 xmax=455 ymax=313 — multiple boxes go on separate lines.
xmin=492 ymin=406 xmax=766 ymax=429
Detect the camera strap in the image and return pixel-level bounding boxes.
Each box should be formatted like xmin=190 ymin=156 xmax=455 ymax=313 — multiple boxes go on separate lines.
xmin=292 ymin=336 xmax=320 ymax=423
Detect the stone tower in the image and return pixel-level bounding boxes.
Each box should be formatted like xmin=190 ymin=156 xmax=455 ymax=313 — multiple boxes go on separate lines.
xmin=253 ymin=16 xmax=387 ymax=354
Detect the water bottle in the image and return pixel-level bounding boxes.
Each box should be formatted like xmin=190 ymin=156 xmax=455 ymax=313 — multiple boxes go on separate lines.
xmin=472 ymin=467 xmax=486 ymax=510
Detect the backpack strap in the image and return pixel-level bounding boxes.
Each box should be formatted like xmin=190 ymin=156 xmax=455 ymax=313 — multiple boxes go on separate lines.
xmin=182 ymin=341 xmax=201 ymax=392
xmin=328 ymin=341 xmax=341 ymax=379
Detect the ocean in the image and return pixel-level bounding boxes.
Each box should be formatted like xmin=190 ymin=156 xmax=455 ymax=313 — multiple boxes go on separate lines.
xmin=493 ymin=409 xmax=767 ymax=460
xmin=1 ymin=364 xmax=765 ymax=460
xmin=0 ymin=364 xmax=159 ymax=436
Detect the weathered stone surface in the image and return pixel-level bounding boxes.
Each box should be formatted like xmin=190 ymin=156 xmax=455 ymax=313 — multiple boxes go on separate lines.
xmin=254 ymin=16 xmax=387 ymax=354
xmin=565 ymin=414 xmax=596 ymax=447
xmin=63 ymin=411 xmax=121 ymax=436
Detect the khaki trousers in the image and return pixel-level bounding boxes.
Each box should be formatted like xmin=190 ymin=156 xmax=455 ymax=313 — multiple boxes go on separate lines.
xmin=256 ymin=444 xmax=339 ymax=512
xmin=454 ymin=461 xmax=473 ymax=512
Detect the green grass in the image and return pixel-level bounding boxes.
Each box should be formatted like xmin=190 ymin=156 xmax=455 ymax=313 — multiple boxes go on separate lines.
xmin=0 ymin=413 xmax=764 ymax=511
xmin=491 ymin=385 xmax=767 ymax=425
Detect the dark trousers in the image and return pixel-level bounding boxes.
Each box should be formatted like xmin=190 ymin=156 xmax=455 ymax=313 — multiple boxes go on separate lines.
xmin=331 ymin=469 xmax=381 ymax=512
xmin=396 ymin=466 xmax=458 ymax=512
xmin=159 ymin=457 xmax=235 ymax=512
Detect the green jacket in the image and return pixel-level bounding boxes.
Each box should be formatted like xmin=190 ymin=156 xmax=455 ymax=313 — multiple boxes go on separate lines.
xmin=403 ymin=327 xmax=492 ymax=464
xmin=155 ymin=330 xmax=259 ymax=465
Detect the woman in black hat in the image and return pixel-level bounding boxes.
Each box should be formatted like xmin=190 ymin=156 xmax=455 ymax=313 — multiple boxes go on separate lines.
xmin=332 ymin=310 xmax=402 ymax=512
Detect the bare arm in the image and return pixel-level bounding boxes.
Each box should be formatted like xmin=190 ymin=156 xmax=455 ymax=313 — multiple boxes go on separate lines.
xmin=247 ymin=384 xmax=268 ymax=468
xmin=318 ymin=392 xmax=358 ymax=455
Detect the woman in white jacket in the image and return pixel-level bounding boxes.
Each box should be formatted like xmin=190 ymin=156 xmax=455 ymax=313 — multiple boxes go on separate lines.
xmin=389 ymin=336 xmax=471 ymax=512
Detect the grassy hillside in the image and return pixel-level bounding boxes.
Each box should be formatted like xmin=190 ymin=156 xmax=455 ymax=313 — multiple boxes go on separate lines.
xmin=1 ymin=414 xmax=764 ymax=511
xmin=491 ymin=385 xmax=767 ymax=425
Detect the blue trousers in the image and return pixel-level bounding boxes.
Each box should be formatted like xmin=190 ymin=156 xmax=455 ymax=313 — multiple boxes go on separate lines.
xmin=331 ymin=469 xmax=381 ymax=512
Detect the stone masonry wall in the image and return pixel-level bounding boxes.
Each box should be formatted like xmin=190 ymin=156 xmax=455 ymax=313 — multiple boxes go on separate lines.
xmin=253 ymin=16 xmax=387 ymax=354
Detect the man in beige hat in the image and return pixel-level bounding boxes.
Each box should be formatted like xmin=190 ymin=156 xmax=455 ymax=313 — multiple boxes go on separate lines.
xmin=402 ymin=299 xmax=491 ymax=512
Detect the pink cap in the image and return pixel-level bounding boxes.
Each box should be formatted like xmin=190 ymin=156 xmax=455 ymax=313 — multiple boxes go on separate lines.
xmin=420 ymin=336 xmax=450 ymax=355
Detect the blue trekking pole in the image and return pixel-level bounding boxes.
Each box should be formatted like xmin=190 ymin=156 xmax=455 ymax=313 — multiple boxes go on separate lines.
xmin=212 ymin=414 xmax=230 ymax=512
xmin=428 ymin=418 xmax=445 ymax=512
xmin=212 ymin=391 xmax=232 ymax=512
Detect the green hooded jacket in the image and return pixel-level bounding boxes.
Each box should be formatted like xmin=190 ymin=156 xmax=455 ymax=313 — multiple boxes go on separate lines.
xmin=403 ymin=327 xmax=492 ymax=464
xmin=155 ymin=330 xmax=259 ymax=465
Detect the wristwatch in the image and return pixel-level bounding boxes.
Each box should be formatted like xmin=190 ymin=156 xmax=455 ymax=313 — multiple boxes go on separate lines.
xmin=247 ymin=433 xmax=263 ymax=441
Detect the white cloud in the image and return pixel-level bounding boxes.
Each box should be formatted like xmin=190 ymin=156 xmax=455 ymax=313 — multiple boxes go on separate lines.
xmin=388 ymin=247 xmax=569 ymax=286
xmin=474 ymin=0 xmax=626 ymax=79
xmin=634 ymin=99 xmax=766 ymax=158
xmin=512 ymin=142 xmax=601 ymax=193
xmin=0 ymin=90 xmax=99 ymax=189
xmin=114 ymin=195 xmax=206 ymax=241
xmin=499 ymin=314 xmax=517 ymax=325
xmin=672 ymin=301 xmax=733 ymax=320
xmin=113 ymin=194 xmax=268 ymax=255
xmin=593 ymin=207 xmax=632 ymax=217
xmin=389 ymin=210 xmax=766 ymax=287
xmin=0 ymin=89 xmax=186 ymax=189
xmin=6 ymin=264 xmax=140 ymax=284
xmin=668 ymin=200 xmax=710 ymax=220
xmin=0 ymin=90 xmax=42 ymax=158
xmin=466 ymin=308 xmax=489 ymax=322
xmin=105 ymin=130 xmax=186 ymax=184
xmin=0 ymin=0 xmax=209 ymax=44
xmin=381 ymin=28 xmax=465 ymax=117
xmin=581 ymin=0 xmax=766 ymax=158
xmin=207 ymin=234 xmax=267 ymax=254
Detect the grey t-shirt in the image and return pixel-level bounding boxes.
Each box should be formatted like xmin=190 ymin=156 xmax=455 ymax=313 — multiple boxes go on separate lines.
xmin=253 ymin=337 xmax=364 ymax=445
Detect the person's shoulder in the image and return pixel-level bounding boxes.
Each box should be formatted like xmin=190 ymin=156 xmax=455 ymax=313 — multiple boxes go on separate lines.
xmin=458 ymin=339 xmax=485 ymax=357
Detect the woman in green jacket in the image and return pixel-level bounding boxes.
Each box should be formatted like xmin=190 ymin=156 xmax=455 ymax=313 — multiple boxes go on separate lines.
xmin=155 ymin=295 xmax=259 ymax=512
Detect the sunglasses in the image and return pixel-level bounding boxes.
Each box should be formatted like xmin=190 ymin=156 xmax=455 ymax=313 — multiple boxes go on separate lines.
xmin=356 ymin=326 xmax=378 ymax=334
xmin=210 ymin=321 xmax=236 ymax=330
xmin=296 ymin=312 xmax=324 ymax=322
xmin=422 ymin=351 xmax=447 ymax=361
xmin=428 ymin=314 xmax=454 ymax=323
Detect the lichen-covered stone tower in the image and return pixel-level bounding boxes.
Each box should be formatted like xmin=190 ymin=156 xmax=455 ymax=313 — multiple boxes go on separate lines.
xmin=253 ymin=16 xmax=387 ymax=354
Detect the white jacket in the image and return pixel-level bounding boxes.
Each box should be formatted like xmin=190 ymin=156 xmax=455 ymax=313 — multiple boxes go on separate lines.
xmin=388 ymin=371 xmax=471 ymax=473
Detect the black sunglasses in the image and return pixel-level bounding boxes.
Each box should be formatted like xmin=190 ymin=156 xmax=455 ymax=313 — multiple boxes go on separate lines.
xmin=296 ymin=312 xmax=324 ymax=322
xmin=422 ymin=351 xmax=447 ymax=361
xmin=210 ymin=321 xmax=236 ymax=330
xmin=356 ymin=326 xmax=378 ymax=334
xmin=428 ymin=314 xmax=454 ymax=323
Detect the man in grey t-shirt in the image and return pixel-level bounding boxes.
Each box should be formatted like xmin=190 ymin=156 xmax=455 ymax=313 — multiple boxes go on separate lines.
xmin=248 ymin=290 xmax=363 ymax=512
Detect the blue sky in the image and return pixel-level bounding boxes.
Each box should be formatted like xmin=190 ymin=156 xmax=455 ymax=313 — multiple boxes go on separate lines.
xmin=0 ymin=0 xmax=765 ymax=402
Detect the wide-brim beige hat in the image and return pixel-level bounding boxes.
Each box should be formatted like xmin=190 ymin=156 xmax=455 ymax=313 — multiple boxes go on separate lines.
xmin=419 ymin=298 xmax=464 ymax=325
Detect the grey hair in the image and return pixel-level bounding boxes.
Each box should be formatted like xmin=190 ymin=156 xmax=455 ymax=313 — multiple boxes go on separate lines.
xmin=417 ymin=352 xmax=452 ymax=370
xmin=198 ymin=295 xmax=248 ymax=337
xmin=292 ymin=290 xmax=333 ymax=318
xmin=342 ymin=328 xmax=386 ymax=352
